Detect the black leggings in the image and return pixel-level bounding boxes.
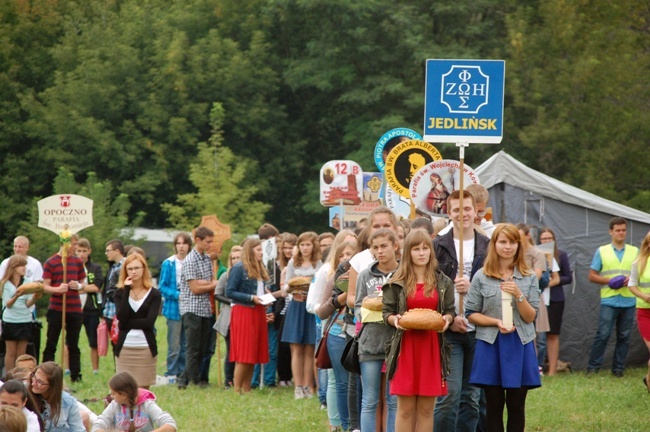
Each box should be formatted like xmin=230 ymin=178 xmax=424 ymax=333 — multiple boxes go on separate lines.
xmin=484 ymin=386 xmax=528 ymax=432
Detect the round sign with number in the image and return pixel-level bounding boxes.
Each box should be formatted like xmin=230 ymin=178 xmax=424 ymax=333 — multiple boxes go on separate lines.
xmin=384 ymin=140 xmax=443 ymax=199
xmin=320 ymin=160 xmax=363 ymax=207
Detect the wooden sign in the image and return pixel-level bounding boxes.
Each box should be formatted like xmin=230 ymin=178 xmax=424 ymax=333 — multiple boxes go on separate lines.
xmin=196 ymin=215 xmax=231 ymax=253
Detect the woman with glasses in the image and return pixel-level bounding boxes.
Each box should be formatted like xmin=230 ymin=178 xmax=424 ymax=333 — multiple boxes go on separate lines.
xmin=538 ymin=228 xmax=572 ymax=376
xmin=29 ymin=362 xmax=85 ymax=431
xmin=114 ymin=253 xmax=161 ymax=389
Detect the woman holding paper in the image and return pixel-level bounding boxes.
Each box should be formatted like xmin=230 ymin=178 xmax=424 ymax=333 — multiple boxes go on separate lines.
xmin=465 ymin=223 xmax=540 ymax=432
xmin=1 ymin=255 xmax=42 ymax=371
xmin=226 ymin=239 xmax=270 ymax=394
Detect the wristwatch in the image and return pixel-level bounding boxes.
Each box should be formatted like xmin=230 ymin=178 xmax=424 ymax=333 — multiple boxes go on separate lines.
xmin=517 ymin=294 xmax=525 ymax=303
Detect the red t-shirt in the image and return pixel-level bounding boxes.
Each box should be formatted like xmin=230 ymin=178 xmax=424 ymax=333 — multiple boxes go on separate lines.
xmin=43 ymin=253 xmax=86 ymax=313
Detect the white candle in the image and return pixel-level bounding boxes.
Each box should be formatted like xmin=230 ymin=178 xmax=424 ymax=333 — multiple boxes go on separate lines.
xmin=502 ymin=292 xmax=513 ymax=329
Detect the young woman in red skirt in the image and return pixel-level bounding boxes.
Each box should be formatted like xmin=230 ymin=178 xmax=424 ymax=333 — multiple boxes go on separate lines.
xmin=226 ymin=239 xmax=269 ymax=394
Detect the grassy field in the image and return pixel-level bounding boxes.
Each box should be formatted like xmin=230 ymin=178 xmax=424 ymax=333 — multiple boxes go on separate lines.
xmin=48 ymin=316 xmax=650 ymax=431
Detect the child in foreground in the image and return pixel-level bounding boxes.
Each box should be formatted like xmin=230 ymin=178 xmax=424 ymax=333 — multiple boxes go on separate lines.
xmin=91 ymin=372 xmax=176 ymax=432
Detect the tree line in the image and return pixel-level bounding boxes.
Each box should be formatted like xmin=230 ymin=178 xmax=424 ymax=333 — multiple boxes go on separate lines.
xmin=0 ymin=0 xmax=647 ymax=259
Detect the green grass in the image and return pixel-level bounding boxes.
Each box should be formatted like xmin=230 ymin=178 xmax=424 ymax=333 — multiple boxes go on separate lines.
xmin=52 ymin=316 xmax=650 ymax=431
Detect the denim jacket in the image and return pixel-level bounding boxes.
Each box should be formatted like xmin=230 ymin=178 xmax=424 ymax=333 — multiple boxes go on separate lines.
xmin=465 ymin=268 xmax=539 ymax=345
xmin=43 ymin=391 xmax=86 ymax=432
xmin=226 ymin=262 xmax=261 ymax=307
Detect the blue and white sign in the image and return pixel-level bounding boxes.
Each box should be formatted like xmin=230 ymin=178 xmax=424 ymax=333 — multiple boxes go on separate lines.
xmin=424 ymin=59 xmax=505 ymax=144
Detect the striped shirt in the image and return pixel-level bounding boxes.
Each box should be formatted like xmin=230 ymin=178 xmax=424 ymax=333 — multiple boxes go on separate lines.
xmin=43 ymin=253 xmax=86 ymax=313
xmin=179 ymin=248 xmax=213 ymax=318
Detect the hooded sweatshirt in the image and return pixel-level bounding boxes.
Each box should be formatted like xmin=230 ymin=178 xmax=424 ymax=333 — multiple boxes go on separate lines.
xmin=91 ymin=389 xmax=177 ymax=432
xmin=354 ymin=261 xmax=397 ymax=362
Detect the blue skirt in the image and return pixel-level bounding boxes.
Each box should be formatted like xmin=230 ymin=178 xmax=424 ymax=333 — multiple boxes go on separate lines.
xmin=470 ymin=332 xmax=541 ymax=389
xmin=280 ymin=300 xmax=316 ymax=345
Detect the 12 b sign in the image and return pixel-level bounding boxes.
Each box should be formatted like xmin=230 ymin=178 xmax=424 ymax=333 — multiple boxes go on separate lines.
xmin=424 ymin=59 xmax=505 ymax=144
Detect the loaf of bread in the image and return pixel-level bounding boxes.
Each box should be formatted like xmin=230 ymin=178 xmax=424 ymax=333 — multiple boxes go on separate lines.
xmin=17 ymin=282 xmax=44 ymax=295
xmin=399 ymin=308 xmax=446 ymax=331
xmin=362 ymin=296 xmax=383 ymax=311
xmin=287 ymin=276 xmax=311 ymax=293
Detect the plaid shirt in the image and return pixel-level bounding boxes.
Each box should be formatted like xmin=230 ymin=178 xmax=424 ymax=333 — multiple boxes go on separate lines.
xmin=102 ymin=260 xmax=123 ymax=319
xmin=179 ymin=248 xmax=214 ymax=318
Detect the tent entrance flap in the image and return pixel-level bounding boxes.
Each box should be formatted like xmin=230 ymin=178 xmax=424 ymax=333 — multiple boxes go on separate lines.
xmin=524 ymin=198 xmax=544 ymax=224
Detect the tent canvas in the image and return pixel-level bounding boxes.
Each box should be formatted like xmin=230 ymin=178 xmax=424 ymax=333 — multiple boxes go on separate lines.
xmin=475 ymin=151 xmax=650 ymax=370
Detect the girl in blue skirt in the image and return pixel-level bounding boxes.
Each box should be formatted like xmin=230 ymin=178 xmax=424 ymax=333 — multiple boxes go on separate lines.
xmin=465 ymin=223 xmax=541 ymax=432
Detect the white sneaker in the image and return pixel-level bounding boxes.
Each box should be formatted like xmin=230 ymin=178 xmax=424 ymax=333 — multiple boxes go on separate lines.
xmin=294 ymin=387 xmax=304 ymax=400
xmin=302 ymin=386 xmax=313 ymax=399
xmin=155 ymin=375 xmax=169 ymax=386
xmin=167 ymin=375 xmax=177 ymax=384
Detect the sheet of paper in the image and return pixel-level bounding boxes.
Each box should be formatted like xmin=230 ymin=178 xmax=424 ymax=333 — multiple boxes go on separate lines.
xmin=259 ymin=293 xmax=276 ymax=306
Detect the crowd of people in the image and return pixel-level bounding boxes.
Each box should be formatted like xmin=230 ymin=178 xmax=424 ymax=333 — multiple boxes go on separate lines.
xmin=0 ymin=180 xmax=649 ymax=431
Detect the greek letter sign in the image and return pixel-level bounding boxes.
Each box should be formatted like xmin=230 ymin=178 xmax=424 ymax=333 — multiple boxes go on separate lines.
xmin=424 ymin=59 xmax=505 ymax=144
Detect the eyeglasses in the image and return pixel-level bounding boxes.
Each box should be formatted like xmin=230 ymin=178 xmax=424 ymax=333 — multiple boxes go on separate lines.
xmin=539 ymin=237 xmax=554 ymax=241
xmin=31 ymin=374 xmax=49 ymax=387
xmin=126 ymin=266 xmax=143 ymax=272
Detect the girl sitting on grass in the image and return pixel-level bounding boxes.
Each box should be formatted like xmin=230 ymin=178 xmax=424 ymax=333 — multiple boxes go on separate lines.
xmin=92 ymin=372 xmax=176 ymax=432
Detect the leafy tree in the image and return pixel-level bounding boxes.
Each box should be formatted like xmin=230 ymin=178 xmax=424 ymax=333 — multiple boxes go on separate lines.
xmin=163 ymin=103 xmax=270 ymax=235
xmin=505 ymin=0 xmax=650 ymax=209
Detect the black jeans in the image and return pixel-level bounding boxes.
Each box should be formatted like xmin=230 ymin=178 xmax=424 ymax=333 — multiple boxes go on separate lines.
xmin=43 ymin=310 xmax=84 ymax=381
xmin=179 ymin=313 xmax=212 ymax=386
xmin=484 ymin=386 xmax=528 ymax=432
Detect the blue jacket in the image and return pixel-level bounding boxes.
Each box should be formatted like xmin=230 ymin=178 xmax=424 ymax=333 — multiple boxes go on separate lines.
xmin=43 ymin=391 xmax=86 ymax=432
xmin=226 ymin=262 xmax=260 ymax=307
xmin=158 ymin=257 xmax=180 ymax=320
xmin=465 ymin=268 xmax=539 ymax=345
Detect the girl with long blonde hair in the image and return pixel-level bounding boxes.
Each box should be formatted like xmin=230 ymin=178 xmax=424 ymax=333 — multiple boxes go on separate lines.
xmin=382 ymin=229 xmax=455 ymax=432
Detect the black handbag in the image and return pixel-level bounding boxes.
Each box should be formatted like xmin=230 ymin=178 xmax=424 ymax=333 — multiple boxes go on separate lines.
xmin=341 ymin=324 xmax=365 ymax=374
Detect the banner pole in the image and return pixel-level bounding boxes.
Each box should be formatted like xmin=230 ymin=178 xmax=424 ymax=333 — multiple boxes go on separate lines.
xmin=457 ymin=142 xmax=468 ymax=315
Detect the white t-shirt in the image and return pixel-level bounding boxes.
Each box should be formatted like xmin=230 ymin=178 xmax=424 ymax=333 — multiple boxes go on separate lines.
xmin=307 ymin=262 xmax=332 ymax=314
xmin=124 ymin=289 xmax=152 ymax=347
xmin=454 ymin=238 xmax=476 ymax=331
xmin=350 ymin=249 xmax=374 ymax=274
xmin=23 ymin=407 xmax=41 ymax=432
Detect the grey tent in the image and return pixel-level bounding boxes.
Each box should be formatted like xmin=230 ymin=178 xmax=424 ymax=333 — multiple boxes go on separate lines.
xmin=475 ymin=151 xmax=650 ymax=370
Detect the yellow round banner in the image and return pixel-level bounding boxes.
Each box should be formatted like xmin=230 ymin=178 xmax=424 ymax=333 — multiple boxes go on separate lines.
xmin=384 ymin=140 xmax=443 ymax=198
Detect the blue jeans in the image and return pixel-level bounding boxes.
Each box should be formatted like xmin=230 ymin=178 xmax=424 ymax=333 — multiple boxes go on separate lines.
xmin=252 ymin=324 xmax=279 ymax=387
xmin=360 ymin=360 xmax=396 ymax=432
xmin=165 ymin=318 xmax=186 ymax=377
xmin=315 ymin=319 xmax=327 ymax=404
xmin=327 ymin=334 xmax=349 ymax=430
xmin=434 ymin=331 xmax=481 ymax=432
xmin=327 ymin=369 xmax=341 ymax=427
xmin=587 ymin=305 xmax=635 ymax=372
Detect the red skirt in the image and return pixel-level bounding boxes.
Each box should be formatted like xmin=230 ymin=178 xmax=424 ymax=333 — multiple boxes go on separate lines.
xmin=230 ymin=304 xmax=269 ymax=364
xmin=637 ymin=308 xmax=650 ymax=341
